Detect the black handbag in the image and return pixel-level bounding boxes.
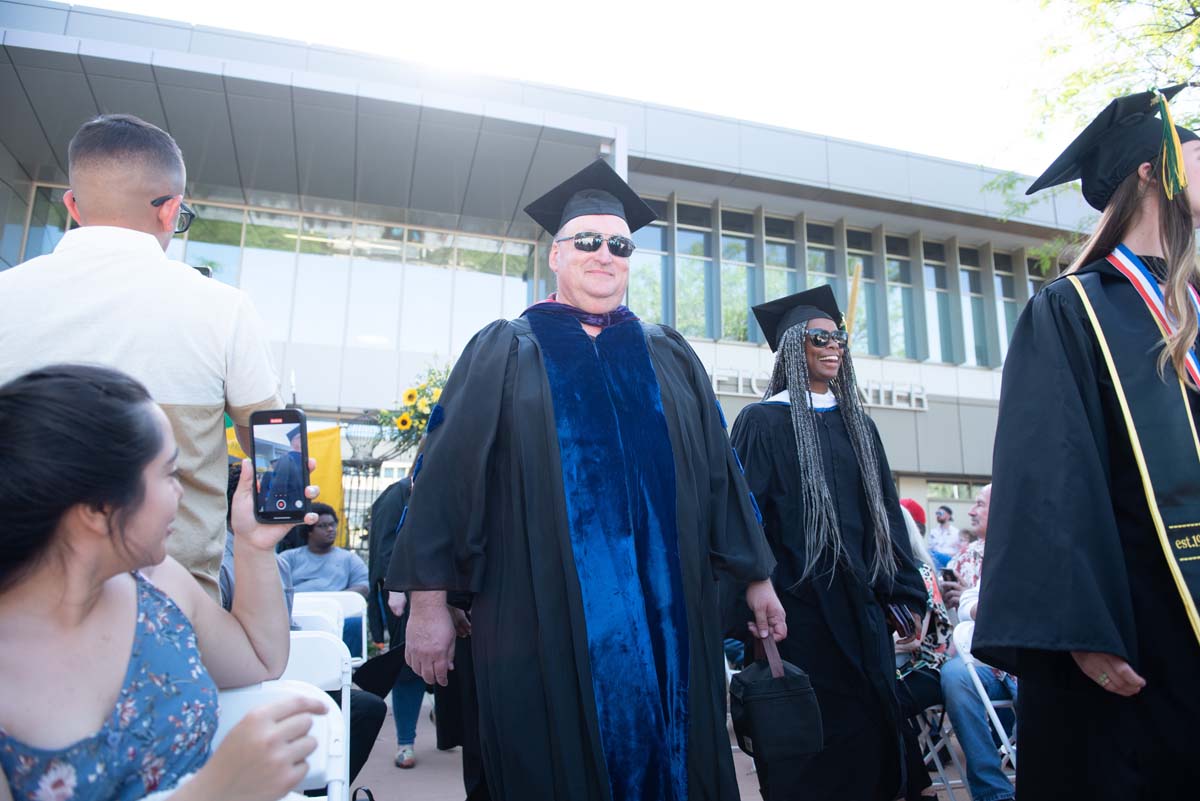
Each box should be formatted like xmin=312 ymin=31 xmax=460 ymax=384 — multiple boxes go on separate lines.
xmin=729 ymin=637 xmax=823 ymax=764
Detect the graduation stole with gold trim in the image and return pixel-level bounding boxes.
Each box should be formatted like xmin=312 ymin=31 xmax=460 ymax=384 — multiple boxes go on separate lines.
xmin=1067 ymin=245 xmax=1200 ymax=648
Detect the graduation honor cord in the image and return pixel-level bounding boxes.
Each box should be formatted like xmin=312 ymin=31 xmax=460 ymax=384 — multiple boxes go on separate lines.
xmin=1066 ymin=247 xmax=1200 ymax=647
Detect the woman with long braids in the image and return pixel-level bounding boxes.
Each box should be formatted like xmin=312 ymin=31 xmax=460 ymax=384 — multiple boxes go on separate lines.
xmin=974 ymin=85 xmax=1200 ymax=799
xmin=730 ymin=285 xmax=926 ymax=801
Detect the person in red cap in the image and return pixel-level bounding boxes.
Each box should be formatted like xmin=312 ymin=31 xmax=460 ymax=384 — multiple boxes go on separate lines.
xmin=898 ymin=498 xmax=926 ymax=535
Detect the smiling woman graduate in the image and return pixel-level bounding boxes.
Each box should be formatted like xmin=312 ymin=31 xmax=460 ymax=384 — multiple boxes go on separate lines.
xmin=385 ymin=159 xmax=784 ymax=801
xmin=973 ymin=84 xmax=1200 ymax=800
xmin=729 ymin=286 xmax=926 ymax=801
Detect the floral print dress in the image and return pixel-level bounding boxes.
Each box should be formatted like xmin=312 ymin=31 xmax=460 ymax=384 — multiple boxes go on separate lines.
xmin=0 ymin=573 xmax=218 ymax=800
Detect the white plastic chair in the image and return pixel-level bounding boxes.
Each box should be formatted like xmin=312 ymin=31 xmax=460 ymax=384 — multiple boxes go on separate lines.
xmin=280 ymin=630 xmax=353 ymax=798
xmin=215 ymin=678 xmax=346 ymax=801
xmin=916 ymin=704 xmax=966 ymax=801
xmin=296 ymin=591 xmax=368 ymax=666
xmin=292 ymin=595 xmax=344 ymax=639
xmin=953 ymin=621 xmax=1017 ymax=772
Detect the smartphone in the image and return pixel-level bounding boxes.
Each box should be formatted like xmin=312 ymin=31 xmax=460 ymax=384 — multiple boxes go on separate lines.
xmin=249 ymin=409 xmax=310 ymax=524
xmin=940 ymin=568 xmax=959 ymax=584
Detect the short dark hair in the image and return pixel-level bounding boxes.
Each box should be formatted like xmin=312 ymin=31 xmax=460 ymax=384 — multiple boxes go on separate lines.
xmin=0 ymin=365 xmax=163 ymax=591
xmin=302 ymin=502 xmax=338 ymax=543
xmin=68 ymin=113 xmax=184 ymax=179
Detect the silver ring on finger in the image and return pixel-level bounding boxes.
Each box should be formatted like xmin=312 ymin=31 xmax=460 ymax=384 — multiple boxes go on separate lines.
xmin=1096 ymin=671 xmax=1110 ymax=686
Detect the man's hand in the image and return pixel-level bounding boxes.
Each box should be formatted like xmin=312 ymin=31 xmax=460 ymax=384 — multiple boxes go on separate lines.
xmin=1071 ymin=650 xmax=1146 ymax=697
xmin=745 ymin=579 xmax=787 ymax=642
xmin=405 ymin=591 xmax=456 ymax=686
xmin=387 ymin=590 xmax=407 ymax=619
xmin=230 ymin=458 xmax=320 ymax=551
xmin=941 ymin=578 xmax=963 ymax=610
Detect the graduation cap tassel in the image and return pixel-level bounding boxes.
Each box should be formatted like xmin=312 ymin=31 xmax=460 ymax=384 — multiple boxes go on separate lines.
xmin=1155 ymin=88 xmax=1189 ymax=200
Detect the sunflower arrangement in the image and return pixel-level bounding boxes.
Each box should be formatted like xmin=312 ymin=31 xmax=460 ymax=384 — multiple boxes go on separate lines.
xmin=379 ymin=364 xmax=450 ymax=455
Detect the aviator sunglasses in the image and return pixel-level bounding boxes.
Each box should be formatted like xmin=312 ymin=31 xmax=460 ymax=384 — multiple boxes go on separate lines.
xmin=554 ymin=231 xmax=637 ymax=258
xmin=802 ymin=328 xmax=849 ymax=349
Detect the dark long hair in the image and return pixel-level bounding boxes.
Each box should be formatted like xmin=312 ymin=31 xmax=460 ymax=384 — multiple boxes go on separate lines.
xmin=1069 ymin=152 xmax=1200 ymax=389
xmin=0 ymin=364 xmax=163 ymax=591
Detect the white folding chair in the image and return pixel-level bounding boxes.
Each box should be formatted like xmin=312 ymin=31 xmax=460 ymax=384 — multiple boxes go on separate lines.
xmin=292 ymin=595 xmax=344 ymax=639
xmin=215 ymin=678 xmax=346 ymax=801
xmin=280 ymin=631 xmax=353 ymax=798
xmin=953 ymin=622 xmax=1017 ymax=773
xmin=916 ymin=704 xmax=967 ymax=801
xmin=296 ymin=591 xmax=368 ymax=666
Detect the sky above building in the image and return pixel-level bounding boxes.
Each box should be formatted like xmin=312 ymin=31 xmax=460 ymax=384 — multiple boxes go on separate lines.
xmin=78 ymin=0 xmax=1103 ymax=177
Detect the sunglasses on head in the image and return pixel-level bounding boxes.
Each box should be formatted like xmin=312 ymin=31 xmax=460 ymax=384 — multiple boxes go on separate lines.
xmin=554 ymin=231 xmax=636 ymax=258
xmin=802 ymin=328 xmax=849 ymax=349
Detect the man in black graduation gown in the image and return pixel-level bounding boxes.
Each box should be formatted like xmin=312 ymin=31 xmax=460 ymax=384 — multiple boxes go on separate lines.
xmin=385 ymin=159 xmax=784 ymax=801
xmin=730 ymin=287 xmax=926 ymax=801
xmin=974 ymin=85 xmax=1200 ymax=799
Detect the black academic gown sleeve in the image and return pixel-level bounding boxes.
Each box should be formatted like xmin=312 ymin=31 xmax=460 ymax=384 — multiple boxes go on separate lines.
xmin=974 ymin=281 xmax=1138 ymax=673
xmin=367 ymin=477 xmax=411 ymax=642
xmin=385 ymin=320 xmax=515 ymax=594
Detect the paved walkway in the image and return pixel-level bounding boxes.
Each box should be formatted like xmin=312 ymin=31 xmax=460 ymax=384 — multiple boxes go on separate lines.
xmin=352 ymin=695 xmax=974 ymax=800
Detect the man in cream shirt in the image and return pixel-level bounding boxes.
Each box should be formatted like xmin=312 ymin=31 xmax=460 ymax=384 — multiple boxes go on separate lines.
xmin=0 ymin=114 xmax=281 ymax=599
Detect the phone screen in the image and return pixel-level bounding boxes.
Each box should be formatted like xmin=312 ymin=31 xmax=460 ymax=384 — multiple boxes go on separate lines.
xmin=250 ymin=411 xmax=310 ymax=523
xmin=940 ymin=568 xmax=958 ymax=583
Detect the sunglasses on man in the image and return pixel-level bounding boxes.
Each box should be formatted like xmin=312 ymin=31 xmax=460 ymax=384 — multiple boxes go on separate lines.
xmin=554 ymin=231 xmax=637 ymax=259
xmin=151 ymin=194 xmax=197 ymax=235
xmin=802 ymin=328 xmax=849 ymax=349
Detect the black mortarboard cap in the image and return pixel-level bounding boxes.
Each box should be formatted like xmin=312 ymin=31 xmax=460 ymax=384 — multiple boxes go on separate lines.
xmin=286 ymin=425 xmax=301 ymax=441
xmin=1026 ymin=84 xmax=1198 ymax=211
xmin=524 ymin=159 xmax=657 ymax=235
xmin=752 ymin=285 xmax=843 ymax=352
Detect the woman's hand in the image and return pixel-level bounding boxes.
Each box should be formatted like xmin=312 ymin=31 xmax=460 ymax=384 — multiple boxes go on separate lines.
xmin=1071 ymin=650 xmax=1146 ymax=697
xmin=182 ymin=695 xmax=327 ymax=801
xmin=230 ymin=458 xmax=320 ymax=551
xmin=745 ymin=579 xmax=788 ymax=642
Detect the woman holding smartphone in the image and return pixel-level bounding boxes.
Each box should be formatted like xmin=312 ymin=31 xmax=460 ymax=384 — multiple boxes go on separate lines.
xmin=0 ymin=364 xmax=323 ymax=801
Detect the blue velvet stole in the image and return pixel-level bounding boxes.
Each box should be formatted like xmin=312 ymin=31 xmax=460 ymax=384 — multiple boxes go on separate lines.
xmin=524 ymin=309 xmax=689 ymax=801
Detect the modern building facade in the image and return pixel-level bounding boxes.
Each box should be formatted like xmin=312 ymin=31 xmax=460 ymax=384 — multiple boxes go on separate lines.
xmin=0 ymin=0 xmax=1093 ymax=519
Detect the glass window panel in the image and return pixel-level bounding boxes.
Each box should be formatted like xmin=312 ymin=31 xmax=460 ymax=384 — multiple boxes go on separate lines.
xmin=452 ymin=268 xmax=504 ymax=351
xmin=994 ymin=252 xmax=1013 ymax=271
xmin=959 ymin=247 xmax=980 ymax=267
xmin=721 ymin=235 xmax=753 ymax=263
xmin=346 ymin=224 xmax=405 ymax=351
xmin=23 ymin=187 xmax=69 ymax=259
xmin=806 ymin=223 xmax=834 ymax=246
xmin=807 ymin=246 xmax=834 ymax=275
xmin=721 ymin=261 xmax=749 ymax=341
xmin=961 ymin=295 xmax=989 ymax=366
xmin=675 ymin=256 xmax=709 ymax=338
xmin=502 ymin=243 xmax=536 ymax=318
xmin=765 ymin=242 xmax=794 ymax=268
xmin=765 ymin=217 xmax=794 ymax=240
xmin=886 ymin=257 xmax=911 ymax=284
xmin=633 ymin=223 xmax=667 ymax=253
xmin=457 ymin=235 xmax=503 ymax=276
xmin=399 ymin=260 xmax=452 ymax=355
xmin=185 ymin=204 xmax=244 ymax=286
xmin=959 ymin=267 xmax=982 ymax=295
xmin=643 ymin=197 xmax=668 ymax=220
xmin=676 ymin=203 xmax=711 ymax=228
xmin=1027 ymin=277 xmax=1044 ymax=298
xmin=851 ymin=281 xmax=878 ymax=355
xmin=846 ymin=229 xmax=873 ymax=251
xmin=806 ymin=271 xmax=843 ymax=302
xmin=293 ymin=217 xmax=352 ymax=346
xmin=994 ymin=274 xmax=1015 ymax=298
xmin=885 ymin=235 xmax=910 ymax=257
xmin=677 ymin=229 xmax=711 ymax=258
xmin=628 ymin=252 xmax=665 ymax=324
xmin=406 ymin=229 xmax=454 ymax=266
xmin=765 ymin=266 xmax=796 ymax=300
xmin=923 ymin=241 xmax=946 ymax=263
xmin=848 ymin=252 xmax=875 ymax=280
xmin=722 ymin=209 xmax=754 ymax=234
xmin=240 ymin=212 xmax=299 ymax=341
xmin=926 ymin=289 xmax=954 ymax=363
xmin=925 ymin=263 xmax=948 ymax=289
xmin=888 ymin=284 xmax=917 ymax=358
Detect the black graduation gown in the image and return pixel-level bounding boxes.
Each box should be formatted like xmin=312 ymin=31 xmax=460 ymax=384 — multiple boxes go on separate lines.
xmin=367 ymin=477 xmax=411 ymax=644
xmin=731 ymin=401 xmax=926 ymax=801
xmin=385 ymin=318 xmax=775 ymax=801
xmin=974 ymin=258 xmax=1200 ymax=800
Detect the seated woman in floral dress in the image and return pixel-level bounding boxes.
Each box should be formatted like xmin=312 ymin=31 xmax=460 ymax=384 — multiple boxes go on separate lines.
xmin=0 ymin=364 xmax=325 ymax=801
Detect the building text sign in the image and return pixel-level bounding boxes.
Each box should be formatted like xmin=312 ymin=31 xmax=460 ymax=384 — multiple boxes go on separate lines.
xmin=709 ymin=369 xmax=928 ymax=411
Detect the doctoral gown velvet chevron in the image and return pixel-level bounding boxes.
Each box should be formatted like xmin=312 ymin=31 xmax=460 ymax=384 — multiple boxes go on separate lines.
xmin=385 ymin=316 xmax=775 ymax=801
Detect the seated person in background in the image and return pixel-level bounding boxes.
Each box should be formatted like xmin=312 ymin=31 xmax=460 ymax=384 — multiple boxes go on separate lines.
xmin=220 ymin=468 xmax=384 ymax=787
xmin=0 ymin=365 xmax=324 ymax=801
xmin=958 ymin=528 xmax=978 ymax=556
xmin=278 ymin=503 xmax=369 ymax=659
xmin=939 ymin=485 xmax=1015 ymax=801
xmin=894 ymin=505 xmax=952 ymax=801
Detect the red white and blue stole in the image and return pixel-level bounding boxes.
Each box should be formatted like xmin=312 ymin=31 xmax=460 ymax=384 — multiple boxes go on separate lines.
xmin=1068 ymin=246 xmax=1200 ymax=647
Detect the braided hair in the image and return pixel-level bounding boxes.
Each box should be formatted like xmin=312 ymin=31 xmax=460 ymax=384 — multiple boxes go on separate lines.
xmin=765 ymin=322 xmax=898 ymax=587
